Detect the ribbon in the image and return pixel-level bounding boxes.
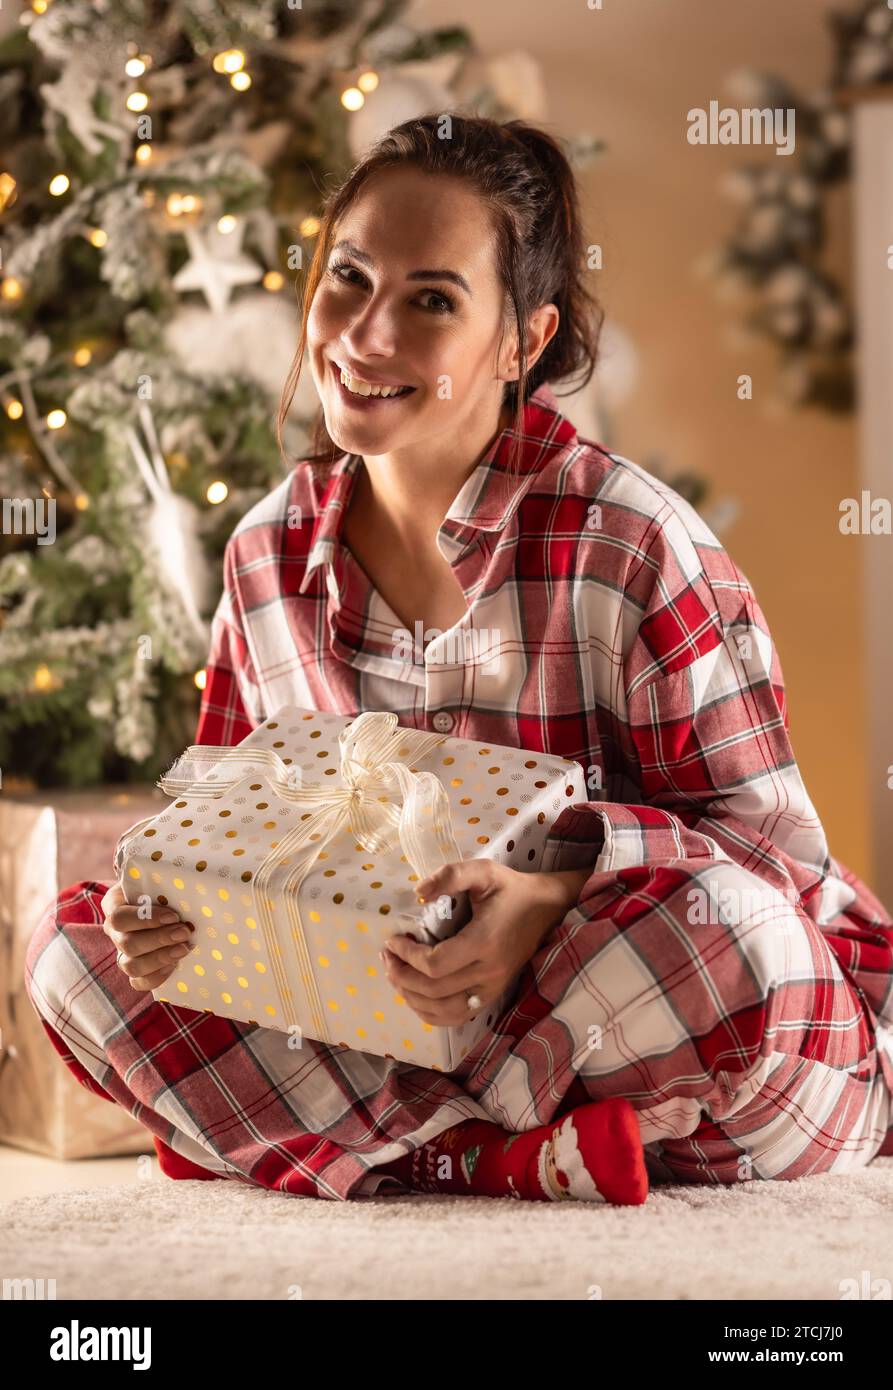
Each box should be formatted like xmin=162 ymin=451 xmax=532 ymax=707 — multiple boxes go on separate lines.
xmin=118 ymin=712 xmax=461 ymax=1042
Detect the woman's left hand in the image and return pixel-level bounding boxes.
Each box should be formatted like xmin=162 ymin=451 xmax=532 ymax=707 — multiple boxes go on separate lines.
xmin=380 ymin=860 xmax=577 ymax=1028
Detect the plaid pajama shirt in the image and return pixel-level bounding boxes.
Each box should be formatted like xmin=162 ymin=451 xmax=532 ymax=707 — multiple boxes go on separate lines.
xmin=25 ymin=382 xmax=893 ymax=1197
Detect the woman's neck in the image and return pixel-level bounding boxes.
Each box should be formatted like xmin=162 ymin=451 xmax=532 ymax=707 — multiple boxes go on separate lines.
xmin=353 ymin=398 xmax=513 ymax=550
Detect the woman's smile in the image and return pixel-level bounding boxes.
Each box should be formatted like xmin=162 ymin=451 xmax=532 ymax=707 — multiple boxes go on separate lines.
xmin=329 ymin=358 xmax=418 ymax=409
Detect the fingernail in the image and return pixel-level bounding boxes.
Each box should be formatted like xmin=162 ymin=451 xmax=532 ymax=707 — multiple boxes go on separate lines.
xmin=160 ymin=910 xmax=178 ymax=924
xmin=170 ymin=944 xmax=191 ymax=958
xmin=171 ymin=926 xmax=190 ymax=942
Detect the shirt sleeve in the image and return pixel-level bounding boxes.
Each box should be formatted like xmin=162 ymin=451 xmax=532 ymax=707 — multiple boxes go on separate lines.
xmin=544 ymin=559 xmax=832 ymax=894
xmin=194 ymin=539 xmax=263 ymax=746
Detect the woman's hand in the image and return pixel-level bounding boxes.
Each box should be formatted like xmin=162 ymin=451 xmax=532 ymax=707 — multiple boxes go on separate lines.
xmin=380 ymin=861 xmax=587 ymax=1028
xmin=100 ymin=881 xmax=195 ymax=992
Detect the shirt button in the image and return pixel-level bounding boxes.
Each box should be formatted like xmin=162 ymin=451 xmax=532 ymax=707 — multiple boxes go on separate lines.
xmin=432 ymin=710 xmax=454 ymax=733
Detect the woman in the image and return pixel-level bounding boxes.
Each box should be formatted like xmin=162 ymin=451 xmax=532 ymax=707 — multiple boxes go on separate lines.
xmin=25 ymin=115 xmax=893 ymax=1206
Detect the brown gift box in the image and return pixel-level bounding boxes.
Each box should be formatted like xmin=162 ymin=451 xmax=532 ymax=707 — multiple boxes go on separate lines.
xmin=0 ymin=784 xmax=165 ymax=1159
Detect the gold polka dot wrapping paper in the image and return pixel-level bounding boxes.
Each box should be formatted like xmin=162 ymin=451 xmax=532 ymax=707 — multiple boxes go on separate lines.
xmin=114 ymin=708 xmax=587 ymax=1071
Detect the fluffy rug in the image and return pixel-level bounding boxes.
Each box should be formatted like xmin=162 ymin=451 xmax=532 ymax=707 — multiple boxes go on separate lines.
xmin=3 ymin=1158 xmax=892 ymax=1300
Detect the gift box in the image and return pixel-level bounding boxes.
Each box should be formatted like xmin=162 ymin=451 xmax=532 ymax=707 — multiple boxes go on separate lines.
xmin=1 ymin=784 xmax=165 ymax=1159
xmin=114 ymin=708 xmax=587 ymax=1071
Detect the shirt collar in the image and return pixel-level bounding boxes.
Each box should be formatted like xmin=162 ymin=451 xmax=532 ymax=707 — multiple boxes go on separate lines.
xmin=297 ymin=381 xmax=579 ymax=595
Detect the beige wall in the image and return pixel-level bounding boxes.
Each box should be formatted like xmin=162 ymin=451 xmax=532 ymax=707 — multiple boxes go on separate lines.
xmin=417 ymin=0 xmax=873 ymax=883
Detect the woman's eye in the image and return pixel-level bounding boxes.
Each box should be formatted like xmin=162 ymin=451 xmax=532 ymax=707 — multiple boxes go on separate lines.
xmin=326 ymin=263 xmax=455 ymax=314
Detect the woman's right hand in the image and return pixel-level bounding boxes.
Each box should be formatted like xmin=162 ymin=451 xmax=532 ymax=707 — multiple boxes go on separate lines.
xmin=100 ymin=881 xmax=195 ymax=992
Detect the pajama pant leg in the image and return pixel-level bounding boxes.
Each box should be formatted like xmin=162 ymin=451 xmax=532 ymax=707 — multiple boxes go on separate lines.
xmin=23 ymin=881 xmax=498 ymax=1200
xmin=24 ymin=863 xmax=893 ymax=1199
xmin=462 ymin=857 xmax=893 ymax=1185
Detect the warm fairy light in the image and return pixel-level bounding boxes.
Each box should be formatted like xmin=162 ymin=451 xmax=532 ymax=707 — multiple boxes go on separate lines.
xmin=357 ymin=70 xmax=379 ymax=93
xmin=1 ymin=277 xmax=23 ymax=301
xmin=262 ymin=270 xmax=284 ymax=292
xmin=299 ymin=215 xmax=320 ymax=238
xmin=340 ymin=87 xmax=364 ymax=111
xmin=194 ymin=668 xmax=207 ymax=690
xmin=217 ymin=214 xmax=237 ymax=234
xmin=126 ymin=91 xmax=149 ymax=112
xmin=230 ymin=71 xmax=251 ymax=91
xmin=135 ymin=143 xmax=152 ymax=164
xmin=6 ymin=399 xmax=23 ymax=420
xmin=88 ymin=227 xmax=107 ymax=248
xmin=0 ymin=172 xmax=17 ymax=212
xmin=48 ymin=173 xmax=70 ymax=196
xmin=213 ymin=49 xmax=245 ymax=74
xmin=74 ymin=492 xmax=89 ymax=510
xmin=206 ymin=481 xmax=228 ymax=505
xmin=32 ymin=664 xmax=55 ymax=691
xmin=166 ymin=192 xmax=203 ymax=217
xmin=46 ymin=409 xmax=67 ymax=430
xmin=73 ymin=346 xmax=92 ymax=366
xmin=32 ymin=0 xmax=49 ymax=14
xmin=125 ymin=57 xmax=146 ymax=77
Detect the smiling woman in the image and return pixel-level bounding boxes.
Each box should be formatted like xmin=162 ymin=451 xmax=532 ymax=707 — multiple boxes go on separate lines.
xmin=24 ymin=114 xmax=893 ymax=1212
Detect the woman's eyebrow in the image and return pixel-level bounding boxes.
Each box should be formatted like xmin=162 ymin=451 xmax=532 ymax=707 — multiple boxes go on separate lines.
xmin=330 ymin=239 xmax=472 ymax=296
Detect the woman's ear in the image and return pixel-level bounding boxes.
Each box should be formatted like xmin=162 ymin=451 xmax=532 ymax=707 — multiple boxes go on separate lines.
xmin=497 ymin=301 xmax=560 ymax=385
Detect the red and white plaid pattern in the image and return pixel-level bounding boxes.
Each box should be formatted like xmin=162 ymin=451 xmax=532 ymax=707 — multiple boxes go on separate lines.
xmin=25 ymin=382 xmax=893 ymax=1196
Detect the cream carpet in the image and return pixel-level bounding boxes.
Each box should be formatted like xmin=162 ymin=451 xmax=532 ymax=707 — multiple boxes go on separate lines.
xmin=3 ymin=1157 xmax=892 ymax=1300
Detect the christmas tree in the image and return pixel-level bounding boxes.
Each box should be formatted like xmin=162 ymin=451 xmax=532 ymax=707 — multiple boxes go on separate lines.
xmin=1 ymin=0 xmax=596 ymax=788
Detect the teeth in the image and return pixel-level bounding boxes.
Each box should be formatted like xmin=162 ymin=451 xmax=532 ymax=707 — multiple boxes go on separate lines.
xmin=339 ymin=367 xmax=409 ymax=398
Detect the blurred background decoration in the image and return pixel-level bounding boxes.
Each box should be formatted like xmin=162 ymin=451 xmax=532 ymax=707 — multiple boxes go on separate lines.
xmin=705 ymin=0 xmax=893 ymax=413
xmin=0 ymin=0 xmax=619 ymax=789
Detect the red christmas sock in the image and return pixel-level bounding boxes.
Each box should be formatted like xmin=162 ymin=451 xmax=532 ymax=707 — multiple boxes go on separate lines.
xmin=380 ymin=1097 xmax=648 ymax=1205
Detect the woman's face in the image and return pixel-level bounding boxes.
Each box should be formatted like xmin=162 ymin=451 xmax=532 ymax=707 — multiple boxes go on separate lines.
xmin=306 ymin=166 xmax=518 ymax=458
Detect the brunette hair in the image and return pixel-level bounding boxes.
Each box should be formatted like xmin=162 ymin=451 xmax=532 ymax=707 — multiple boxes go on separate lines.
xmin=276 ymin=112 xmax=604 ymax=485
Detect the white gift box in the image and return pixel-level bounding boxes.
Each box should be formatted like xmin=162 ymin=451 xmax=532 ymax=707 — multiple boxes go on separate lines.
xmin=114 ymin=708 xmax=586 ymax=1071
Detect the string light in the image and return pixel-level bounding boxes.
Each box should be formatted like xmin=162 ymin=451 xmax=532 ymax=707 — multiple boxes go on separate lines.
xmin=262 ymin=270 xmax=284 ymax=292
xmin=230 ymin=71 xmax=251 ymax=91
xmin=213 ymin=49 xmax=245 ymax=74
xmin=74 ymin=493 xmax=90 ymax=510
xmin=46 ymin=409 xmax=67 ymax=430
xmin=1 ymin=277 xmax=23 ymax=301
xmin=125 ymin=57 xmax=146 ymax=77
xmin=194 ymin=668 xmax=207 ymax=690
xmin=299 ymin=215 xmax=320 ymax=238
xmin=206 ymin=481 xmax=228 ymax=505
xmin=217 ymin=214 xmax=237 ymax=234
xmin=48 ymin=173 xmax=70 ymax=196
xmin=6 ymin=399 xmax=23 ymax=420
xmin=357 ymin=70 xmax=379 ymax=93
xmin=0 ymin=172 xmax=17 ymax=212
xmin=87 ymin=227 xmax=107 ymax=248
xmin=73 ymin=346 xmax=92 ymax=367
xmin=340 ymin=87 xmax=364 ymax=111
xmin=135 ymin=143 xmax=152 ymax=164
xmin=31 ymin=0 xmax=49 ymax=14
xmin=32 ymin=665 xmax=60 ymax=692
xmin=126 ymin=92 xmax=149 ymax=112
xmin=166 ymin=192 xmax=202 ymax=217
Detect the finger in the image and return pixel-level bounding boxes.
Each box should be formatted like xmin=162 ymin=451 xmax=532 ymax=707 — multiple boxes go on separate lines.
xmin=400 ymin=984 xmax=477 ymax=1028
xmin=381 ymin=946 xmax=486 ymax=1000
xmin=415 ymin=858 xmax=502 ymax=907
xmin=117 ymin=940 xmax=194 ymax=978
xmin=100 ymin=882 xmax=126 ymax=917
xmin=127 ymin=965 xmax=180 ymax=993
xmin=107 ymin=901 xmax=186 ymax=935
xmin=383 ymin=928 xmax=482 ymax=979
xmin=108 ymin=921 xmax=194 ymax=961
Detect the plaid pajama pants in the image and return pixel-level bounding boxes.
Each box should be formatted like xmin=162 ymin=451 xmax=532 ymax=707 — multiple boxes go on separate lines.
xmin=23 ymin=854 xmax=893 ymax=1199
